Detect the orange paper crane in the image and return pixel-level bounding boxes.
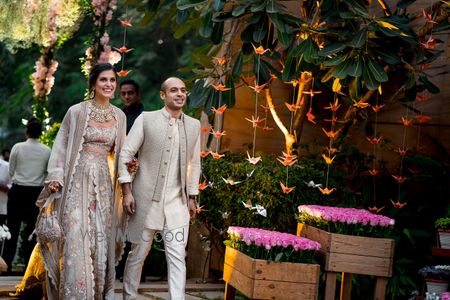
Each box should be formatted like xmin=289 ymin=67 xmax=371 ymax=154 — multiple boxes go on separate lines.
xmin=248 ymin=81 xmax=268 ymax=94
xmin=117 ymin=70 xmax=131 ymax=77
xmin=368 ymin=206 xmax=385 ymax=214
xmin=318 ymin=187 xmax=336 ymax=195
xmin=306 ymin=108 xmax=316 ymax=124
xmin=401 ymin=117 xmax=413 ymax=126
xmin=252 ymin=44 xmax=269 ymax=55
xmin=211 ymin=104 xmax=227 ymax=115
xmin=245 ymin=115 xmax=266 ymax=128
xmin=285 ymin=102 xmax=301 ymax=112
xmin=210 ymin=129 xmax=226 ymax=138
xmin=210 ymin=152 xmax=225 ymax=159
xmin=280 ymin=182 xmax=295 ymax=194
xmin=200 ymin=151 xmax=210 ymax=158
xmin=421 ymin=36 xmax=437 ymax=49
xmin=213 ymin=56 xmax=228 ymax=65
xmin=371 ymin=104 xmax=385 ymax=112
xmin=277 ymin=151 xmax=297 ymax=167
xmin=246 ymin=151 xmax=261 ymax=165
xmin=422 ymin=9 xmax=437 ymax=24
xmin=114 ymin=46 xmax=134 ymax=53
xmin=391 ymin=199 xmax=407 ymax=209
xmin=353 ymin=100 xmax=370 ymax=108
xmin=198 ymin=180 xmax=209 ymax=190
xmin=324 ymin=99 xmax=341 ymax=112
xmin=322 ymin=128 xmax=341 ymax=139
xmin=212 ymin=84 xmax=231 ymax=92
xmin=119 ymin=19 xmax=133 ymax=27
xmin=322 ymin=154 xmax=335 ymax=165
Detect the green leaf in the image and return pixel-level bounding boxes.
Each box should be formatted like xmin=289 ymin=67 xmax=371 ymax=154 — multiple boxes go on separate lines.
xmin=396 ymin=0 xmax=416 ymax=8
xmin=146 ymin=0 xmax=160 ymax=11
xmin=251 ymin=1 xmax=266 ymax=13
xmin=253 ymin=26 xmax=267 ymax=43
xmin=345 ymin=0 xmax=370 ymax=18
xmin=277 ymin=30 xmax=291 ymax=48
xmin=349 ymin=77 xmax=363 ymax=99
xmin=319 ymin=42 xmax=346 ymax=57
xmin=404 ymin=85 xmax=417 ymax=102
xmin=140 ymin=12 xmax=155 ymax=26
xmin=347 ymin=56 xmax=363 ymax=77
xmin=362 ymin=64 xmax=379 ymax=90
xmin=248 ymin=13 xmax=263 ymax=25
xmin=373 ymin=49 xmax=402 ymax=65
xmin=266 ymin=0 xmax=279 ymax=13
xmin=367 ymin=59 xmax=388 ymax=82
xmin=351 ymin=28 xmax=367 ymax=48
xmin=174 ymin=22 xmax=192 ymax=39
xmin=324 ymin=54 xmax=347 ymax=67
xmin=232 ymin=5 xmax=247 ymax=17
xmin=419 ymin=76 xmax=440 ymax=94
xmin=211 ymin=21 xmax=224 ymax=44
xmin=176 ymin=9 xmax=189 ymax=24
xmin=199 ymin=13 xmax=213 ymax=38
xmin=291 ymin=37 xmax=312 ymax=57
xmin=434 ymin=20 xmax=450 ymax=32
xmin=212 ymin=11 xmax=234 ymax=22
xmin=176 ymin=0 xmax=208 ymax=10
xmin=417 ymin=50 xmax=444 ymax=65
xmin=282 ymin=51 xmax=297 ymax=81
xmin=212 ymin=0 xmax=224 ymax=11
xmin=332 ymin=58 xmax=351 ymax=79
xmin=223 ymin=77 xmax=236 ymax=108
xmin=275 ymin=252 xmax=284 ymax=262
xmin=232 ymin=52 xmax=244 ymax=77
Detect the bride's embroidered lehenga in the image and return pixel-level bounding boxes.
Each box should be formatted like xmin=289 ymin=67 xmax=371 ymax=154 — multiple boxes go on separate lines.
xmin=60 ymin=122 xmax=117 ymax=299
xmin=12 ymin=101 xmax=126 ymax=300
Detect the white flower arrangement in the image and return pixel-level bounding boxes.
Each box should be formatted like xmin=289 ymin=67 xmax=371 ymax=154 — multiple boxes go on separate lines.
xmin=0 ymin=225 xmax=11 ymax=241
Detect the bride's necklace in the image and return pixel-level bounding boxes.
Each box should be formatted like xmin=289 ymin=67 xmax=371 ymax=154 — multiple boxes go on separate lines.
xmin=89 ymin=100 xmax=114 ymax=123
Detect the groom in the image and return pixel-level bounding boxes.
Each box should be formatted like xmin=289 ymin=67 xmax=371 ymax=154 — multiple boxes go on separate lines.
xmin=118 ymin=77 xmax=201 ymax=300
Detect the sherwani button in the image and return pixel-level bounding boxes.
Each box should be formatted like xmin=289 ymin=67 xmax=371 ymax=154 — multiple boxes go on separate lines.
xmin=166 ymin=149 xmax=170 ymax=152
xmin=162 ymin=175 xmax=165 ymax=178
xmin=168 ymin=136 xmax=172 ymax=139
xmin=164 ymin=161 xmax=168 ymax=165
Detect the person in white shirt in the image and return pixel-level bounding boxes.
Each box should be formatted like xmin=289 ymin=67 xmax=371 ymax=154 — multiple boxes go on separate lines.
xmin=0 ymin=158 xmax=11 ymax=225
xmin=3 ymin=118 xmax=51 ymax=275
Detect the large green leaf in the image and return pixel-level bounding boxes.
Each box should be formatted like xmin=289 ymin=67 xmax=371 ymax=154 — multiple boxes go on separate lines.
xmin=277 ymin=30 xmax=292 ymax=48
xmin=345 ymin=0 xmax=370 ymax=18
xmin=265 ymin=0 xmax=279 ymax=13
xmin=347 ymin=55 xmax=363 ymax=77
xmin=373 ymin=48 xmax=402 ymax=65
xmin=232 ymin=52 xmax=244 ymax=77
xmin=211 ymin=21 xmax=224 ymax=44
xmin=199 ymin=12 xmax=213 ymax=38
xmin=367 ymin=59 xmax=388 ymax=82
xmin=324 ymin=53 xmax=347 ymax=67
xmin=292 ymin=37 xmax=312 ymax=57
xmin=188 ymin=79 xmax=210 ymax=108
xmin=223 ymin=76 xmax=236 ymax=108
xmin=176 ymin=0 xmax=208 ymax=10
xmin=176 ymin=9 xmax=189 ymax=24
xmin=319 ymin=42 xmax=346 ymax=57
xmin=251 ymin=1 xmax=266 ymax=13
xmin=212 ymin=0 xmax=225 ymax=11
xmin=419 ymin=76 xmax=440 ymax=94
xmin=232 ymin=4 xmax=248 ymax=17
xmin=253 ymin=25 xmax=267 ymax=43
xmin=362 ymin=64 xmax=379 ymax=90
xmin=417 ymin=50 xmax=445 ymax=65
xmin=146 ymin=0 xmax=160 ymax=11
xmin=173 ymin=22 xmax=193 ymax=38
xmin=396 ymin=0 xmax=417 ymax=8
xmin=282 ymin=51 xmax=297 ymax=81
xmin=332 ymin=58 xmax=352 ymax=79
xmin=351 ymin=28 xmax=367 ymax=48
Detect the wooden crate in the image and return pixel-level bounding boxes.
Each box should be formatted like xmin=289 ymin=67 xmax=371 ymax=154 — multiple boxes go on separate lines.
xmin=223 ymin=246 xmax=320 ymax=300
xmin=297 ymin=223 xmax=394 ymax=277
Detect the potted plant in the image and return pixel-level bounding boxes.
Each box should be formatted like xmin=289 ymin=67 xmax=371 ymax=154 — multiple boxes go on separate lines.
xmin=223 ymin=226 xmax=321 ymax=300
xmin=419 ymin=265 xmax=450 ymax=295
xmin=436 ymin=218 xmax=450 ymax=249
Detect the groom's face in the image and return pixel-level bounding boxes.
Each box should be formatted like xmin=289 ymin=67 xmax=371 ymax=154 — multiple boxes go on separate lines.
xmin=160 ymin=78 xmax=187 ymax=111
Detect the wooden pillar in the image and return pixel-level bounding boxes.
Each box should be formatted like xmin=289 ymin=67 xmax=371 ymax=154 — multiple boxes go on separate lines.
xmin=325 ymin=271 xmax=338 ymax=300
xmin=374 ymin=277 xmax=388 ymax=300
xmin=340 ymin=272 xmax=352 ymax=300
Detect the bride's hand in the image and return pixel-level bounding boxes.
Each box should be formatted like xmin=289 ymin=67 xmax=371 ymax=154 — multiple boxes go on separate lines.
xmin=48 ymin=181 xmax=61 ymax=193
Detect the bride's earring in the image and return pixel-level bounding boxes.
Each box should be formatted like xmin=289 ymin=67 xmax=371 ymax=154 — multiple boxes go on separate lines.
xmin=89 ymin=89 xmax=95 ymax=99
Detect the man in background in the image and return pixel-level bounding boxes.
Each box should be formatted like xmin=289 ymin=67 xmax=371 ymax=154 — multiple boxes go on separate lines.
xmin=0 ymin=154 xmax=10 ymax=226
xmin=3 ymin=118 xmax=51 ymax=275
xmin=120 ymin=79 xmax=144 ymax=134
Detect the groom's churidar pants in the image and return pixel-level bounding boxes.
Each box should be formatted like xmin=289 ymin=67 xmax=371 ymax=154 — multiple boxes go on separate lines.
xmin=123 ymin=225 xmax=189 ymax=300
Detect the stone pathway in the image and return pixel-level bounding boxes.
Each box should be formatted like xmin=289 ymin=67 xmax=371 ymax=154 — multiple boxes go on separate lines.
xmin=0 ymin=277 xmax=225 ymax=299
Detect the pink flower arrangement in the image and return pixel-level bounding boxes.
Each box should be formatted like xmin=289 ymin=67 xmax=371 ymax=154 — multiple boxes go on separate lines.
xmin=226 ymin=226 xmax=320 ymax=263
xmin=298 ymin=205 xmax=395 ymax=238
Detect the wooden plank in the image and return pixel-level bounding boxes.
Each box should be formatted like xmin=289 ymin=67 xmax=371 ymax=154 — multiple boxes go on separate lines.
xmin=297 ymin=223 xmax=331 ymax=252
xmin=324 ymin=272 xmax=338 ymax=300
xmin=252 ymin=280 xmax=318 ymax=300
xmin=340 ymin=272 xmax=352 ymax=300
xmin=373 ymin=277 xmax=388 ymax=300
xmin=330 ymin=234 xmax=394 ymax=258
xmin=223 ymin=263 xmax=255 ymax=298
xmin=224 ymin=247 xmax=255 ymax=278
xmin=326 ymin=253 xmax=392 ymax=277
xmin=224 ymin=282 xmax=236 ymax=300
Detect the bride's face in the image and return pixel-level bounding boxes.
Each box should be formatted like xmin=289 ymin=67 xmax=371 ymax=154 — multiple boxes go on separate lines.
xmin=95 ymin=70 xmax=116 ymax=101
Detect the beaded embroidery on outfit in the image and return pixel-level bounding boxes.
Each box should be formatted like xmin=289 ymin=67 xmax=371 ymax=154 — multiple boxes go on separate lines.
xmin=88 ymin=100 xmax=115 ymax=123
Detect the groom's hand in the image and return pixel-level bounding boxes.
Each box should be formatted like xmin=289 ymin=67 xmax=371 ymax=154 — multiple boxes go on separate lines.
xmin=122 ymin=183 xmax=135 ymax=215
xmin=123 ymin=193 xmax=135 ymax=215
